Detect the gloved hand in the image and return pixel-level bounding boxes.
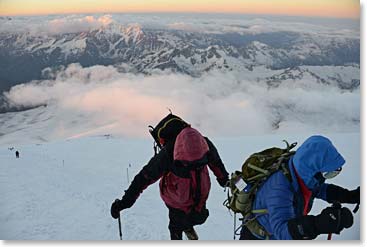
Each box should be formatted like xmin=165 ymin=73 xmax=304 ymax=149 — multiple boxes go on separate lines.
xmin=111 ymin=199 xmax=125 ymax=219
xmin=288 ymin=205 xmax=354 ymax=240
xmin=348 ymin=186 xmax=360 ymax=204
xmin=314 ymin=206 xmax=353 ymax=234
xmin=217 ymin=176 xmax=230 ymax=188
xmin=326 ymin=185 xmax=360 ymax=204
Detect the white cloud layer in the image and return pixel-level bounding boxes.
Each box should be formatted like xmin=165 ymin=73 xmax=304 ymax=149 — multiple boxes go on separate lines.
xmin=45 ymin=15 xmax=113 ymax=34
xmin=0 ymin=15 xmax=114 ymax=35
xmin=0 ymin=13 xmax=359 ymax=38
xmin=2 ymin=64 xmax=360 ymax=139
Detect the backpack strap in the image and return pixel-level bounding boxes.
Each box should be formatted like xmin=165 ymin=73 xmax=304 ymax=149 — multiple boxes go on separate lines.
xmin=243 ymin=217 xmax=271 ymax=240
xmin=280 ymin=161 xmax=292 ymax=183
xmin=172 ymin=155 xmax=208 ymax=178
xmin=193 ymin=167 xmax=203 ymax=209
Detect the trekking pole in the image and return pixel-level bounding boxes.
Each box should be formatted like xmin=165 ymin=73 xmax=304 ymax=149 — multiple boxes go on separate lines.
xmin=233 ymin=213 xmax=236 ymax=240
xmin=127 ymin=167 xmax=130 ymax=184
xmin=114 ymin=199 xmax=123 ymax=240
xmin=118 ymin=214 xmax=122 ymax=240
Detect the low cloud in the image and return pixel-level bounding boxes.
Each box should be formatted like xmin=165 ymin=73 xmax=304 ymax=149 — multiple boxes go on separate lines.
xmin=0 ymin=14 xmax=359 ymax=38
xmin=45 ymin=15 xmax=113 ymax=34
xmin=0 ymin=15 xmax=114 ymax=35
xmin=2 ymin=64 xmax=360 ymax=140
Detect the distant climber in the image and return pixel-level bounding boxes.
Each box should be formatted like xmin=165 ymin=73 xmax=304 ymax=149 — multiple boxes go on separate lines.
xmin=15 ymin=150 xmax=19 ymax=158
xmin=111 ymin=113 xmax=229 ymax=240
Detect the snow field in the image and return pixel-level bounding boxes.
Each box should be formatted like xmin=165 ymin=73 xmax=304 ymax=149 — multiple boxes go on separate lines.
xmin=0 ymin=132 xmax=360 ymax=240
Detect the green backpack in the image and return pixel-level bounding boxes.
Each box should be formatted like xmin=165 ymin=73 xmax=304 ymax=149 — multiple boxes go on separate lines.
xmin=223 ymin=140 xmax=297 ymax=239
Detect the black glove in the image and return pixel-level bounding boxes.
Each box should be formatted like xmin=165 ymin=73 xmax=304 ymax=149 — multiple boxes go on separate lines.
xmin=314 ymin=206 xmax=353 ymax=234
xmin=327 ymin=185 xmax=360 ymax=204
xmin=349 ymin=186 xmax=360 ymax=204
xmin=111 ymin=199 xmax=125 ymax=219
xmin=288 ymin=206 xmax=353 ymax=240
xmin=217 ymin=176 xmax=229 ymax=188
xmin=111 ymin=190 xmax=137 ymax=219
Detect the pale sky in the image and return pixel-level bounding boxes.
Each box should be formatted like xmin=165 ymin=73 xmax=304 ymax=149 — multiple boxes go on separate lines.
xmin=0 ymin=0 xmax=360 ymax=19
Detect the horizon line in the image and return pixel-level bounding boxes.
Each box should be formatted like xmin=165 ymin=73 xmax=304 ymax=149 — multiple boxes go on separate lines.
xmin=0 ymin=11 xmax=360 ymax=21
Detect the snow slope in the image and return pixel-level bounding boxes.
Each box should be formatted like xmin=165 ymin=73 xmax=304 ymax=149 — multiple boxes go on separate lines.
xmin=0 ymin=132 xmax=360 ymax=240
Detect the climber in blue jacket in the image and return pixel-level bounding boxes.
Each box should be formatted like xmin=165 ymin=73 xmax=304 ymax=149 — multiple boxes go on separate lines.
xmin=240 ymin=135 xmax=360 ymax=240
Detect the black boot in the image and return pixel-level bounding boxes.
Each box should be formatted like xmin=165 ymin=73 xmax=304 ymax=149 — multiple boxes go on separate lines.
xmin=184 ymin=227 xmax=199 ymax=240
xmin=170 ymin=229 xmax=183 ymax=240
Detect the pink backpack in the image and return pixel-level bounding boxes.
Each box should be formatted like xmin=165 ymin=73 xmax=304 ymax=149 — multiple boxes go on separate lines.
xmin=159 ymin=127 xmax=211 ymax=214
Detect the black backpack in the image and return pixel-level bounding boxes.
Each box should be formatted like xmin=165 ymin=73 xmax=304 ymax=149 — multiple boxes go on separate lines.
xmin=149 ymin=113 xmax=189 ymax=154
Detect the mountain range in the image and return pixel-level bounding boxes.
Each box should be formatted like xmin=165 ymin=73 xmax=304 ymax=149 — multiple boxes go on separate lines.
xmin=0 ymin=22 xmax=360 ymax=94
xmin=0 ymin=17 xmax=360 ymax=139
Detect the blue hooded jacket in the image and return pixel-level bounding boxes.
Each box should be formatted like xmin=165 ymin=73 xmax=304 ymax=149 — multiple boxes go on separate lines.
xmin=252 ymin=135 xmax=345 ymax=240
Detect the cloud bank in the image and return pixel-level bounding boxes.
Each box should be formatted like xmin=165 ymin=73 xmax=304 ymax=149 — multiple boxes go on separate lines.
xmin=45 ymin=15 xmax=113 ymax=34
xmin=0 ymin=13 xmax=359 ymax=38
xmin=0 ymin=15 xmax=114 ymax=35
xmin=2 ymin=64 xmax=360 ymax=140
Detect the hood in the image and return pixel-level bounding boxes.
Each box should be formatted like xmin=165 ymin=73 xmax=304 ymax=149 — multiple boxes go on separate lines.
xmin=293 ymin=135 xmax=345 ymax=190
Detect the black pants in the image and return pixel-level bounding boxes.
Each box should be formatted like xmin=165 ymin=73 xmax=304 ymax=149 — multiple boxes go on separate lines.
xmin=167 ymin=205 xmax=209 ymax=240
xmin=239 ymin=226 xmax=261 ymax=240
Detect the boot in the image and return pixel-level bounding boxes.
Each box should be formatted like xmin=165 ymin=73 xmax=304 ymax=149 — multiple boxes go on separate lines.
xmin=170 ymin=230 xmax=183 ymax=240
xmin=184 ymin=227 xmax=198 ymax=240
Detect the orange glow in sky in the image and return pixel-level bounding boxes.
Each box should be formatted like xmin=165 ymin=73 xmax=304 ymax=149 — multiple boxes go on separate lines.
xmin=0 ymin=0 xmax=360 ymax=19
